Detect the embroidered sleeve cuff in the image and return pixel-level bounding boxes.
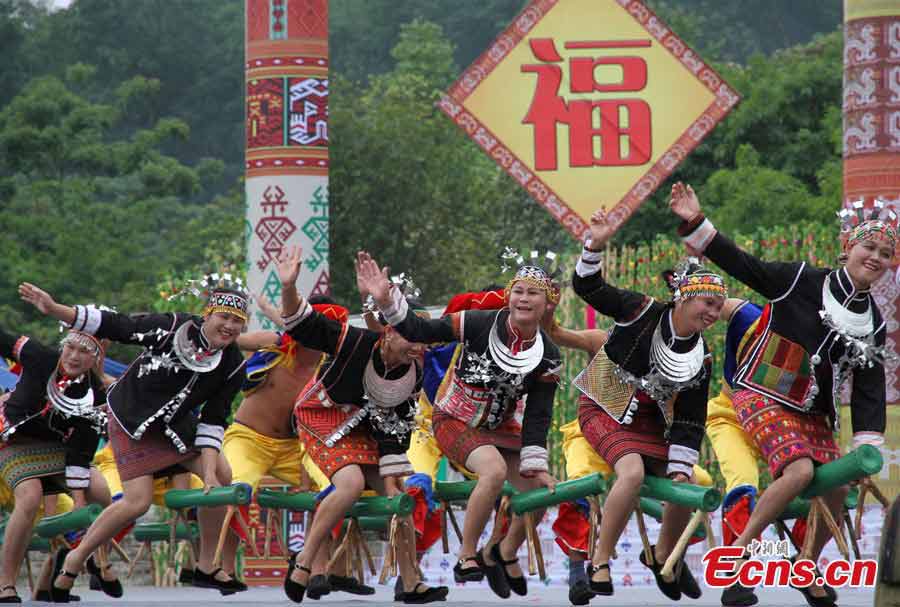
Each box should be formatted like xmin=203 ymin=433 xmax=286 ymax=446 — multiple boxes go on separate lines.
xmin=575 ymin=239 xmax=604 ymax=278
xmin=853 ymin=432 xmax=885 ymax=450
xmin=519 ymin=446 xmax=549 ymax=474
xmin=71 ymin=305 xmax=103 ymax=335
xmin=65 ymin=465 xmax=91 ymax=489
xmin=379 ymin=453 xmax=413 ymax=477
xmin=379 ymin=288 xmax=409 ymax=326
xmin=679 ymin=217 xmax=717 ymax=253
xmin=282 ymin=300 xmax=312 ymax=330
xmin=666 ymin=444 xmax=698 ymax=477
xmin=195 ymin=423 xmax=225 ymax=451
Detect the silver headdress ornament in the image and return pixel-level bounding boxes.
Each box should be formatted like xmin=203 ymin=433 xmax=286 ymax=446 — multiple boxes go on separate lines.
xmin=58 ymin=303 xmax=116 ymax=357
xmin=167 ymin=272 xmax=251 ymax=322
xmin=500 ymin=247 xmax=562 ymax=304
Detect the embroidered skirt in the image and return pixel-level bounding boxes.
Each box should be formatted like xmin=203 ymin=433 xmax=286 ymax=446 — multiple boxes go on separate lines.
xmin=294 ymin=403 xmax=378 ymax=480
xmin=578 ymin=393 xmax=668 ymax=467
xmin=108 ymin=417 xmax=196 ymax=482
xmin=733 ymin=388 xmax=839 ymax=478
xmin=432 ymin=411 xmax=521 ymax=470
xmin=0 ymin=439 xmax=67 ymax=494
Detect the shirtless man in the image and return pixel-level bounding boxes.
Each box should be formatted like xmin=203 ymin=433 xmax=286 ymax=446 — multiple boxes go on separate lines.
xmin=222 ymin=295 xmax=372 ymax=598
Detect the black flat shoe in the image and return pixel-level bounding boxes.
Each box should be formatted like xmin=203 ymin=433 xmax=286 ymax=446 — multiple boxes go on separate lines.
xmin=0 ymin=586 xmax=20 ymax=603
xmin=452 ymin=556 xmax=484 ymax=583
xmin=284 ymin=555 xmax=310 ymax=603
xmin=306 ymin=575 xmax=330 ymax=600
xmin=327 ymin=574 xmax=375 ymax=595
xmin=33 ymin=590 xmax=80 ymax=602
xmin=192 ymin=567 xmax=247 ymax=595
xmin=86 ymin=555 xmax=123 ymax=598
xmin=721 ymin=581 xmax=758 ymax=606
xmin=789 ymin=556 xmax=836 ymax=603
xmin=492 ymin=544 xmax=527 ymax=596
xmin=791 ymin=581 xmax=837 ymax=607
xmin=569 ymin=579 xmax=594 ymax=605
xmin=588 ymin=562 xmax=613 ymax=596
xmin=178 ymin=568 xmax=194 ymax=585
xmin=639 ymin=545 xmax=681 ymax=601
xmin=396 ymin=582 xmax=449 ymax=604
xmin=50 ymin=548 xmax=78 ymax=603
xmin=475 ymin=546 xmax=510 ymax=599
xmin=677 ymin=557 xmax=702 ymax=599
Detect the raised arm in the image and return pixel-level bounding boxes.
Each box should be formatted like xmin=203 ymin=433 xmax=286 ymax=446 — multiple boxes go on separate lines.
xmin=18 ymin=283 xmax=76 ymax=325
xmin=357 ymin=251 xmax=458 ymax=344
xmin=669 ymin=183 xmax=805 ymax=301
xmin=277 ymin=246 xmax=366 ymax=354
xmin=572 ymin=209 xmax=654 ymax=323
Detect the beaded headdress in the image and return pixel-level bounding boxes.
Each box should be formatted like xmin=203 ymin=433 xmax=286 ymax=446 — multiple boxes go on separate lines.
xmin=501 ymin=248 xmax=561 ymax=304
xmin=839 ymin=198 xmax=898 ymax=255
xmin=168 ymin=272 xmax=250 ymax=323
xmin=665 ymin=259 xmax=727 ymax=301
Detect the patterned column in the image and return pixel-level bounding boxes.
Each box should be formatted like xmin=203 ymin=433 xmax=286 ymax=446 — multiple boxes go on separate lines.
xmin=843 ymin=0 xmax=900 ymax=495
xmin=245 ymin=0 xmax=329 ymax=331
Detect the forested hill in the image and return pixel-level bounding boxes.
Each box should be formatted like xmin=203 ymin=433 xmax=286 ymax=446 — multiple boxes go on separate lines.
xmin=0 ymin=0 xmax=844 ymax=342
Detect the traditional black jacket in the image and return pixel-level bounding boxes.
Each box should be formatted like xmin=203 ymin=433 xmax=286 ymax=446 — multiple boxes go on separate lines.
xmin=0 ymin=329 xmax=104 ymax=489
xmin=284 ymin=303 xmax=419 ymax=477
xmin=377 ymin=291 xmax=561 ymax=474
xmin=572 ymin=243 xmax=712 ymax=477
xmin=69 ymin=306 xmax=244 ymax=454
xmin=681 ymin=218 xmax=887 ymax=447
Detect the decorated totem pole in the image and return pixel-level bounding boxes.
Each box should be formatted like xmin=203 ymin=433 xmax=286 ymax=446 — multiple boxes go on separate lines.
xmin=242 ymin=0 xmax=328 ymax=585
xmin=245 ymin=0 xmax=329 ymax=331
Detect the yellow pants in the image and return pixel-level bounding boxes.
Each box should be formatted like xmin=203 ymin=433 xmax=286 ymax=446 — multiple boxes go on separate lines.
xmin=94 ymin=443 xmax=204 ymax=507
xmin=706 ymin=388 xmax=760 ymax=494
xmin=560 ymin=419 xmax=714 ymax=486
xmin=222 ymin=422 xmax=329 ymax=492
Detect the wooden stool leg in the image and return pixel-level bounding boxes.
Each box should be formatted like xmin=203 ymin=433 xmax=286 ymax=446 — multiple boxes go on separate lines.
xmin=263 ymin=508 xmax=273 ymax=559
xmin=110 ymin=539 xmax=131 ymax=565
xmin=446 ymin=506 xmax=463 ymax=543
xmin=635 ymin=503 xmax=653 ymax=566
xmin=213 ymin=505 xmax=236 ymax=568
xmin=703 ymin=513 xmax=716 ymax=551
xmin=527 ymin=512 xmax=547 ymax=580
xmin=271 ymin=513 xmax=285 ymax=557
xmin=378 ymin=517 xmax=397 ymax=585
xmin=524 ymin=512 xmax=537 ymax=576
xmin=127 ymin=542 xmax=147 ymax=580
xmin=855 ymin=484 xmax=868 ymax=540
xmin=661 ymin=509 xmax=705 ymax=579
xmin=844 ymin=510 xmax=861 ymax=560
xmin=800 ymin=499 xmax=819 ymax=560
xmin=441 ymin=503 xmax=450 ymax=554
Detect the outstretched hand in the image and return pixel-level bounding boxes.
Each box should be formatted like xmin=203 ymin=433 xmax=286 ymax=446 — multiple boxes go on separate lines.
xmin=18 ymin=283 xmax=56 ymax=315
xmin=354 ymin=251 xmax=392 ymax=307
xmin=276 ymin=245 xmax=303 ymax=287
xmin=669 ymin=182 xmax=702 ymax=222
xmin=586 ymin=209 xmax=616 ymax=250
